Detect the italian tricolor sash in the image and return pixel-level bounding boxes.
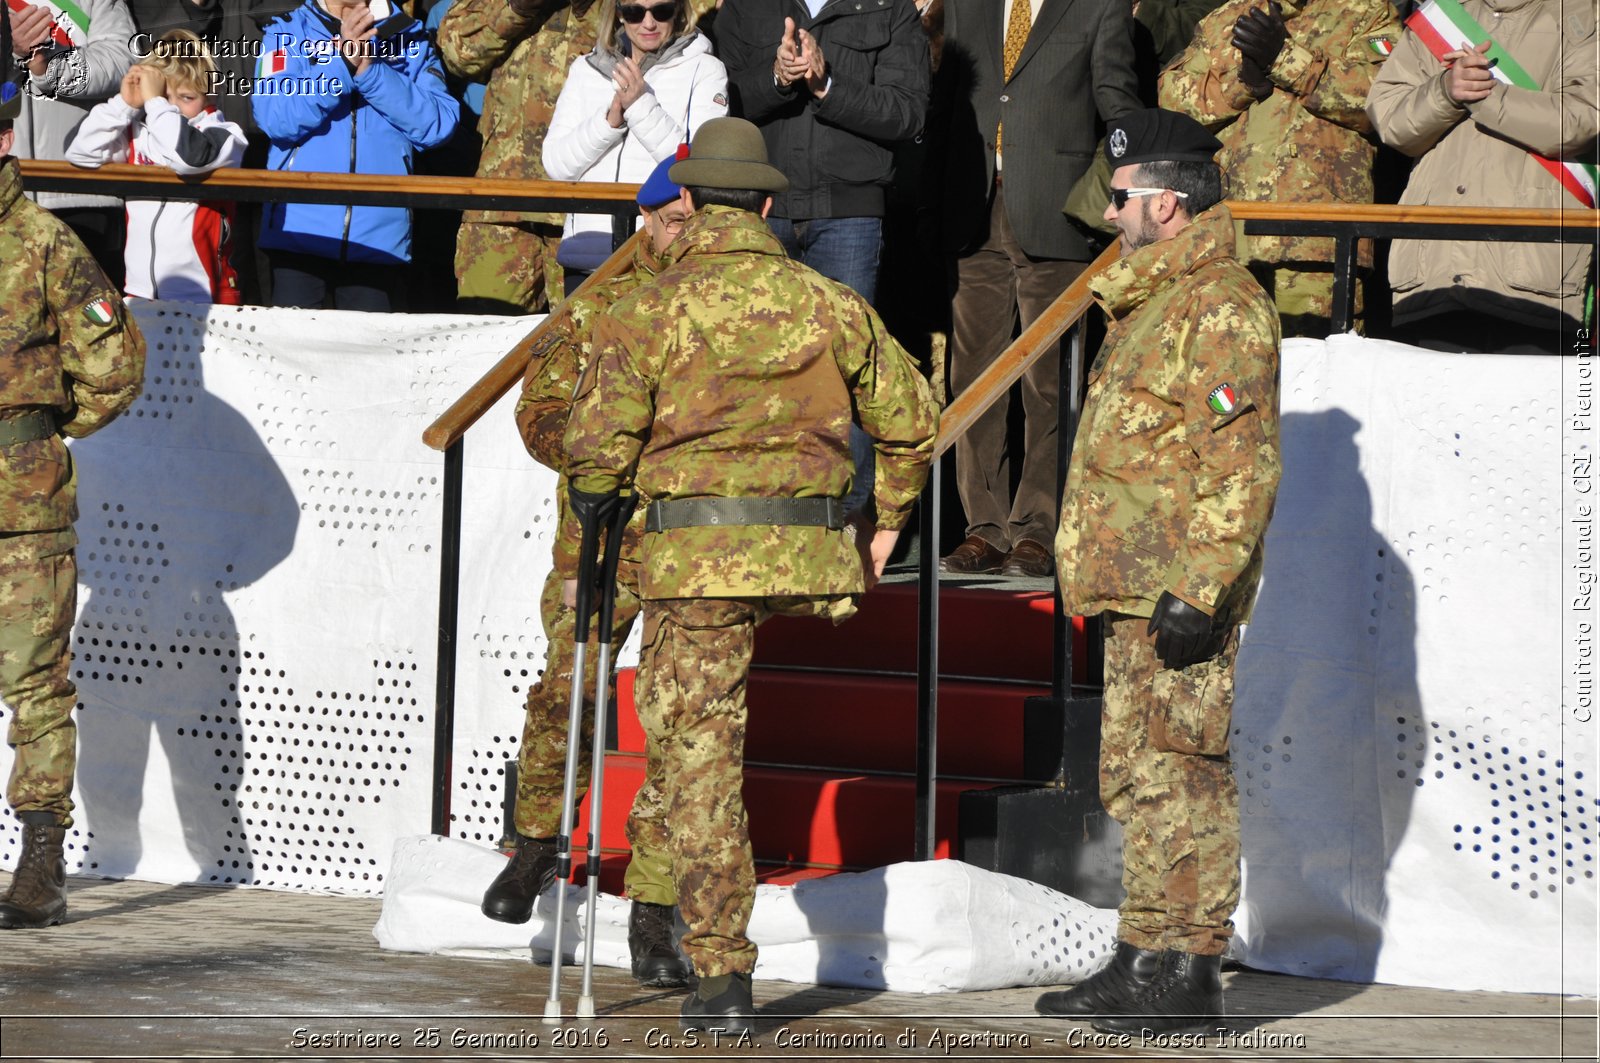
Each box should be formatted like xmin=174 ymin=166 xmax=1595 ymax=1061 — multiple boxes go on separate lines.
xmin=4 ymin=0 xmax=87 ymax=49
xmin=1406 ymin=0 xmax=1598 ymax=208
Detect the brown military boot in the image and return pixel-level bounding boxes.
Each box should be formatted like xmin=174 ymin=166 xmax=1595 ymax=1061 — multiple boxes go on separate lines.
xmin=480 ymin=834 xmax=558 ymax=924
xmin=628 ymin=900 xmax=690 ymax=988
xmin=0 ymin=811 xmax=68 ymax=930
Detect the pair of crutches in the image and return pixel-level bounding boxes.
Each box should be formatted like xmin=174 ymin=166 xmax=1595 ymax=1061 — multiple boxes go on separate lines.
xmin=543 ymin=490 xmax=637 ymax=1023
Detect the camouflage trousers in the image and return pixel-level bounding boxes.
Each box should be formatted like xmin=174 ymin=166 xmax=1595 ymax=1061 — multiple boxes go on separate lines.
xmin=634 ymin=594 xmax=855 ymax=977
xmin=514 ymin=566 xmax=675 ymax=904
xmin=0 ymin=529 xmax=79 ymax=826
xmin=1100 ymin=613 xmax=1240 ymax=957
xmin=454 ymin=221 xmax=564 ymax=315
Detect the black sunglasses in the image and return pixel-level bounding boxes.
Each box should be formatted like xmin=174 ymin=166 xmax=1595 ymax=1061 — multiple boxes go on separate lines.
xmin=618 ymin=1 xmax=678 ymax=22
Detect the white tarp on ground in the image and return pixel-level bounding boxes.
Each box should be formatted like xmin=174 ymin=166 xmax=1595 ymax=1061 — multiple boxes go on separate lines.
xmin=372 ymin=835 xmax=1119 ymax=993
xmin=0 ymin=307 xmax=1592 ymax=995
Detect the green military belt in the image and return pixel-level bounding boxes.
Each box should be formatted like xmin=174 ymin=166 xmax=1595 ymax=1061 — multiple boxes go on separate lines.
xmin=645 ymin=497 xmax=846 ymax=533
xmin=0 ymin=409 xmax=58 ymax=446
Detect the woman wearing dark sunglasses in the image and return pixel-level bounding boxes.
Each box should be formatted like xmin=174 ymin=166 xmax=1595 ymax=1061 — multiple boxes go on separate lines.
xmin=542 ymin=0 xmax=726 ymax=293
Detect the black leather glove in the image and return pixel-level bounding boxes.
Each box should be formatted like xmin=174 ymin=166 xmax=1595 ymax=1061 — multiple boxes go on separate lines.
xmin=1238 ymin=53 xmax=1274 ymax=99
xmin=1233 ymin=2 xmax=1288 ymax=83
xmin=508 ymin=0 xmax=549 ymax=20
xmin=1146 ymin=591 xmax=1222 ymax=670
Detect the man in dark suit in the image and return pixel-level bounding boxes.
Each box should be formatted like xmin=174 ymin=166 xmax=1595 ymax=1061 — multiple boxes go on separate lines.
xmin=931 ymin=0 xmax=1140 ymax=577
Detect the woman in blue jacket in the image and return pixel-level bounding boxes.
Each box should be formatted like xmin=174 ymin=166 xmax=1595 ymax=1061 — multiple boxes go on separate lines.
xmin=253 ymin=0 xmax=458 ymax=310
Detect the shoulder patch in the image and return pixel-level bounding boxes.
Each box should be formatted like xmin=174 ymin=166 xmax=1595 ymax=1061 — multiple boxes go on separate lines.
xmin=1207 ymin=383 xmax=1237 ymax=416
xmin=713 ymin=92 xmax=728 ymax=107
xmin=84 ymin=298 xmax=116 ymax=327
xmin=1367 ymin=35 xmax=1394 ymax=57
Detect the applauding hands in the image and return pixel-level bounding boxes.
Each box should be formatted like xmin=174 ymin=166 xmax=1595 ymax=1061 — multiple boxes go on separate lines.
xmin=773 ymin=17 xmax=828 ymax=97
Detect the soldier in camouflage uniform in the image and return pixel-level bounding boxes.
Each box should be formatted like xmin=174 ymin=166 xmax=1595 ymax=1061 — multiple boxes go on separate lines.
xmin=435 ymin=0 xmax=713 ymax=313
xmin=1159 ymin=0 xmax=1399 ymax=334
xmin=0 ymin=81 xmax=146 ymax=930
xmin=480 ymin=156 xmax=690 ymax=989
xmin=564 ymin=118 xmax=938 ymax=1034
xmin=1040 ymin=109 xmax=1280 ymax=1034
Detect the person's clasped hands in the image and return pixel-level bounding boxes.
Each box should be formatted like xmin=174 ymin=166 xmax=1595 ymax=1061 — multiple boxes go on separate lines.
xmin=337 ymin=2 xmax=379 ymax=76
xmin=607 ymin=53 xmax=647 ymax=127
xmin=1442 ymin=38 xmax=1495 ymax=106
xmin=117 ymin=65 xmax=168 ymax=110
xmin=772 ymin=17 xmax=828 ymax=97
xmin=1232 ymin=0 xmax=1288 ymax=100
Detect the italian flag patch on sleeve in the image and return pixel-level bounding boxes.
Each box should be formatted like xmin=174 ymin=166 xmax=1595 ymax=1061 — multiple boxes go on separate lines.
xmin=83 ymin=298 xmax=115 ymax=326
xmin=259 ymin=49 xmax=287 ymax=78
xmin=1207 ymin=383 xmax=1238 ymax=416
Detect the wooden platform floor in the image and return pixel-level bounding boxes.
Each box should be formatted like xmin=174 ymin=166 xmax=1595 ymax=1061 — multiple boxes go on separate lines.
xmin=0 ymin=874 xmax=1592 ymax=1062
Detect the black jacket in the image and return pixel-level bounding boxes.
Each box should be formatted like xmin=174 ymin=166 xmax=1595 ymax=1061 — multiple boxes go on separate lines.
xmin=716 ymin=0 xmax=929 ymax=220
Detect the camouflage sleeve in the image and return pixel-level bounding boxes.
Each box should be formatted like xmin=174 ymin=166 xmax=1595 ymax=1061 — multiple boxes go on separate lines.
xmin=1137 ymin=0 xmax=1227 ymax=67
xmin=1266 ymin=0 xmax=1398 ymax=133
xmin=834 ymin=297 xmax=940 ymax=532
xmin=513 ymin=299 xmax=594 ymax=471
xmin=1165 ymin=276 xmax=1281 ymax=614
xmin=1157 ymin=0 xmax=1258 ymax=129
xmin=563 ymin=311 xmax=657 ymax=496
xmin=49 ymin=234 xmax=145 ymax=439
xmin=436 ymin=0 xmax=540 ymax=79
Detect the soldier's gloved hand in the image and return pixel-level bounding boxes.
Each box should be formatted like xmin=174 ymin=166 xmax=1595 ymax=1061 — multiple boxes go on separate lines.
xmin=507 ymin=0 xmax=548 ymax=20
xmin=1146 ymin=591 xmax=1219 ymax=670
xmin=568 ymin=485 xmax=620 ymax=538
xmin=1237 ymin=53 xmax=1273 ymax=99
xmin=1233 ymin=2 xmax=1288 ymax=75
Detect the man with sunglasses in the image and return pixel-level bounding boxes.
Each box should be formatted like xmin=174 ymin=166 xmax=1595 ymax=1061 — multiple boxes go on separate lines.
xmin=1043 ymin=107 xmax=1280 ymax=1036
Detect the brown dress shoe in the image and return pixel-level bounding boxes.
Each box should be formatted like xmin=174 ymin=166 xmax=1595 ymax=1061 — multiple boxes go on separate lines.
xmin=939 ymin=534 xmax=1007 ymax=574
xmin=1001 ymin=538 xmax=1053 ymax=578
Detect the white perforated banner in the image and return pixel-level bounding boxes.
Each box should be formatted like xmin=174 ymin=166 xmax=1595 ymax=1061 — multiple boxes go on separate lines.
xmin=1233 ymin=335 xmax=1596 ymax=995
xmin=0 ymin=313 xmax=1592 ymax=996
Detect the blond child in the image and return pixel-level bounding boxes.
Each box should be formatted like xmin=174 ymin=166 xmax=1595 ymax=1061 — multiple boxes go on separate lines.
xmin=67 ymin=30 xmax=247 ymax=303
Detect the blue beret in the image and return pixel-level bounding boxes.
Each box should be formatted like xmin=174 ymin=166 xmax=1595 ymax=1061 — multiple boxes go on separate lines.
xmin=637 ymin=151 xmax=684 ymax=208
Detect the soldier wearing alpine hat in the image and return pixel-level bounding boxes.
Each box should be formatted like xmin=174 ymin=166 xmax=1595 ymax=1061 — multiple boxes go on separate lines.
xmin=564 ymin=116 xmax=939 ymax=1034
xmin=1041 ymin=106 xmax=1281 ymax=1035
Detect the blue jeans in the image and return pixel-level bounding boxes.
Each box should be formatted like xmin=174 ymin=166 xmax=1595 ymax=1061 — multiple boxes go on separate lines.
xmin=768 ymin=216 xmax=883 ymax=517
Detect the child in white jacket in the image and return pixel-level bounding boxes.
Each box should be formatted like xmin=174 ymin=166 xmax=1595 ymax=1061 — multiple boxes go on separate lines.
xmin=542 ymin=0 xmax=726 ymax=290
xmin=66 ymin=30 xmax=247 ymax=304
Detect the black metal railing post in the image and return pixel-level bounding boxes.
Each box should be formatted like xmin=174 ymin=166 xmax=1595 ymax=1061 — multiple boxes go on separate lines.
xmin=431 ymin=438 xmax=465 ymax=835
xmin=914 ymin=460 xmax=941 ymax=860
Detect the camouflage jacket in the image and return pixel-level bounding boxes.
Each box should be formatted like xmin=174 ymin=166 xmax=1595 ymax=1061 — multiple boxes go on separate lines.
xmin=0 ymin=158 xmax=146 ymax=533
xmin=1055 ymin=205 xmax=1281 ymax=620
xmin=1159 ymin=0 xmax=1398 ymax=266
xmin=436 ymin=0 xmax=602 ymax=227
xmin=514 ymin=236 xmax=665 ymax=578
xmin=564 ymin=206 xmax=939 ymax=600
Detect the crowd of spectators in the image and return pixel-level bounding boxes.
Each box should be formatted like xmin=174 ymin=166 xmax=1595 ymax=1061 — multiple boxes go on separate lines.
xmin=3 ymin=0 xmax=1596 ymax=548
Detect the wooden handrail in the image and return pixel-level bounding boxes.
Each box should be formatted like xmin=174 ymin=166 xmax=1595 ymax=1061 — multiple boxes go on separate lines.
xmin=18 ymin=159 xmax=638 ymax=204
xmin=421 ymin=231 xmax=646 ymax=452
xmin=932 ymin=200 xmax=1598 ymax=461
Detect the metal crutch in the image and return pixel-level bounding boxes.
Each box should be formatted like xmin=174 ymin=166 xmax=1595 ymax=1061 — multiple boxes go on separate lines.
xmin=576 ymin=492 xmax=637 ymax=1018
xmin=541 ymin=490 xmax=634 ymax=1023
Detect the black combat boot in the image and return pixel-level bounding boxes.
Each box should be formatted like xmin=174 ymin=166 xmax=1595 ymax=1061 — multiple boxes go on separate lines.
xmin=628 ymin=900 xmax=690 ymax=988
xmin=0 ymin=811 xmax=68 ymax=930
xmin=680 ymin=972 xmax=754 ymax=1036
xmin=1036 ymin=939 xmax=1164 ymax=1018
xmin=480 ymin=834 xmax=558 ymax=924
xmin=1091 ymin=950 xmax=1224 ymax=1036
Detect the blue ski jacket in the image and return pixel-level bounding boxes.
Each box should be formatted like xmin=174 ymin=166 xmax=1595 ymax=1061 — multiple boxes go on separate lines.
xmin=253 ymin=1 xmax=459 ymax=265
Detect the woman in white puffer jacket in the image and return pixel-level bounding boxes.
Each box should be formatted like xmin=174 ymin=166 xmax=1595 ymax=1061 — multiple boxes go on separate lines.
xmin=542 ymin=0 xmax=726 ymax=290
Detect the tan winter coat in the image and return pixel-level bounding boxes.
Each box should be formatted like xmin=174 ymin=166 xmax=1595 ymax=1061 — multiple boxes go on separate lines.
xmin=1366 ymin=0 xmax=1598 ymax=329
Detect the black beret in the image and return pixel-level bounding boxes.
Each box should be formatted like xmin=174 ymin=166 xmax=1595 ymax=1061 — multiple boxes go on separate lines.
xmin=1104 ymin=108 xmax=1222 ymax=168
